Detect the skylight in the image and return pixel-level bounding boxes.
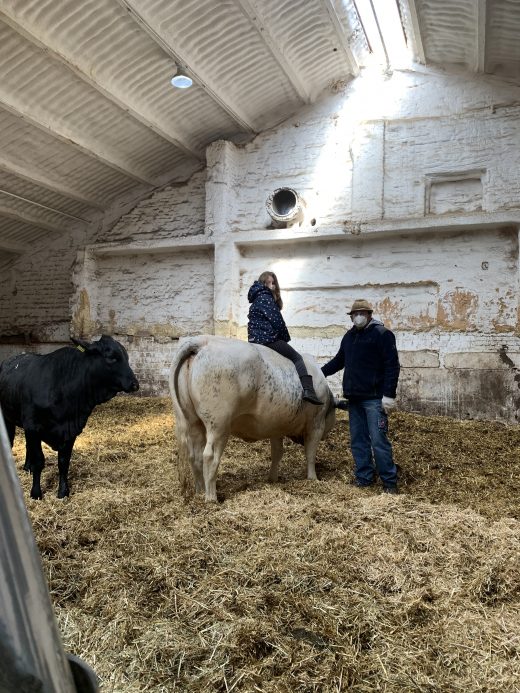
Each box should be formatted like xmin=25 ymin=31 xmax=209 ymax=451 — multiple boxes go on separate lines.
xmin=353 ymin=0 xmax=410 ymax=68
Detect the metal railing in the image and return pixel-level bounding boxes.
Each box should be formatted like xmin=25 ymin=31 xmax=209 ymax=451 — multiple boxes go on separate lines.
xmin=0 ymin=407 xmax=98 ymax=693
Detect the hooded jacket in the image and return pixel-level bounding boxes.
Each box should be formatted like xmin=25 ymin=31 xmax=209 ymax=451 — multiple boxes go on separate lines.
xmin=247 ymin=281 xmax=291 ymax=345
xmin=321 ymin=319 xmax=400 ymax=399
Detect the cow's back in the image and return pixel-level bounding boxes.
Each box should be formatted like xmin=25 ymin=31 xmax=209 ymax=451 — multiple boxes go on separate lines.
xmin=182 ymin=336 xmax=327 ymax=441
xmin=0 ymin=352 xmax=42 ymax=425
xmin=0 ymin=347 xmax=95 ymax=441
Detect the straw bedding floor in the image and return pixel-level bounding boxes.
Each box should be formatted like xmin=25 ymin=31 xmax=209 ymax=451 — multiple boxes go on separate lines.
xmin=12 ymin=397 xmax=520 ymax=692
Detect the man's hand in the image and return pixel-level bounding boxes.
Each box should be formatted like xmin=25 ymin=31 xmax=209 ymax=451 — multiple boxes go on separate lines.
xmin=333 ymin=397 xmax=349 ymax=411
xmin=382 ymin=396 xmax=396 ymax=412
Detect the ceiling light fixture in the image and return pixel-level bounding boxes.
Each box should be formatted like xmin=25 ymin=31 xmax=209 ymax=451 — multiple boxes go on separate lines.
xmin=170 ymin=64 xmax=193 ymax=89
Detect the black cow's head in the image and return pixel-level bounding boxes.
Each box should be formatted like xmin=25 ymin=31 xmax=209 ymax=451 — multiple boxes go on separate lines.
xmin=72 ymin=336 xmax=139 ymax=393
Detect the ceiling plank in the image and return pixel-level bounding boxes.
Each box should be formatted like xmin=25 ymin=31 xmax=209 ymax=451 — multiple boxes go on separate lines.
xmin=0 ymin=95 xmax=156 ymax=187
xmin=475 ymin=0 xmax=487 ymax=72
xmin=401 ymin=0 xmax=426 ymax=65
xmin=0 ymin=10 xmax=202 ymax=161
xmin=115 ymin=0 xmax=257 ymax=133
xmin=0 ymin=156 xmax=106 ymax=211
xmin=233 ymin=0 xmax=311 ymax=103
xmin=320 ymin=0 xmax=360 ymax=76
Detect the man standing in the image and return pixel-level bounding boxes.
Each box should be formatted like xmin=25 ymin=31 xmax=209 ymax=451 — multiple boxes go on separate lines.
xmin=321 ymin=299 xmax=400 ymax=494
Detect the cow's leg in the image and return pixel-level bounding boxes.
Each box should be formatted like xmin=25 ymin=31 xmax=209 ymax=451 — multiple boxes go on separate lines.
xmin=57 ymin=439 xmax=75 ymax=499
xmin=4 ymin=420 xmax=16 ymax=448
xmin=188 ymin=422 xmax=206 ymax=494
xmin=25 ymin=432 xmax=45 ymax=500
xmin=22 ymin=427 xmax=32 ymax=471
xmin=202 ymin=432 xmax=228 ymax=502
xmin=23 ymin=448 xmax=31 ymax=471
xmin=304 ymin=428 xmax=324 ymax=480
xmin=269 ymin=437 xmax=284 ymax=482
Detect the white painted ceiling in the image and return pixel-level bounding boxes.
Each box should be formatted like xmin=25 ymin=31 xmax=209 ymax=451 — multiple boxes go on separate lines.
xmin=0 ymin=0 xmax=519 ymax=267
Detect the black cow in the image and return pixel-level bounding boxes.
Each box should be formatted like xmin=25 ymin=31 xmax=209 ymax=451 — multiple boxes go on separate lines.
xmin=0 ymin=335 xmax=139 ymax=499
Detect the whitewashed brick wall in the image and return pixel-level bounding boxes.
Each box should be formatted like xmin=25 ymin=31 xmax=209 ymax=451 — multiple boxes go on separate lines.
xmin=2 ymin=67 xmax=520 ymax=420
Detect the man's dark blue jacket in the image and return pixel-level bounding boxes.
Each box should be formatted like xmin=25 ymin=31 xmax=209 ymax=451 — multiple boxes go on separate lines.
xmin=247 ymin=281 xmax=291 ymax=344
xmin=321 ymin=319 xmax=400 ymax=399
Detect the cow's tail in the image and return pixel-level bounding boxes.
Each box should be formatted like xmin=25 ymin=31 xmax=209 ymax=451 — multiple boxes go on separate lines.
xmin=169 ymin=336 xmax=207 ymax=499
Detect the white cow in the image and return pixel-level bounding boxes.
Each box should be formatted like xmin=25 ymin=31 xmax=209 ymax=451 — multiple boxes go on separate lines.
xmin=169 ymin=335 xmax=336 ymax=502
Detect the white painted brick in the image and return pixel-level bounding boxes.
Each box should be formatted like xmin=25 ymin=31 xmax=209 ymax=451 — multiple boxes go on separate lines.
xmin=2 ymin=68 xmax=520 ymax=420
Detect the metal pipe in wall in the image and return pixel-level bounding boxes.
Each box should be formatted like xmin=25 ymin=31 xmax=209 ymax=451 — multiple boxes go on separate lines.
xmin=266 ymin=187 xmax=305 ymax=227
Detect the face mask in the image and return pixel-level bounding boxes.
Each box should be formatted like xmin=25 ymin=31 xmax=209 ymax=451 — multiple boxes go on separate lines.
xmin=353 ymin=314 xmax=368 ymax=329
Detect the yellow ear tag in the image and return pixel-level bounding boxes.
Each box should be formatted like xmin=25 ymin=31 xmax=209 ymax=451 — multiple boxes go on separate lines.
xmin=76 ymin=344 xmax=86 ymax=352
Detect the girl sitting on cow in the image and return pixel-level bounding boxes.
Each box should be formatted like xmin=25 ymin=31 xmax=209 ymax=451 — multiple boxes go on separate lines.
xmin=247 ymin=270 xmax=323 ymax=405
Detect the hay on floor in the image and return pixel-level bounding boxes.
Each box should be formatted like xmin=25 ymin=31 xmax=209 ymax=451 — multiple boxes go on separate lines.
xmin=12 ymin=397 xmax=520 ymax=693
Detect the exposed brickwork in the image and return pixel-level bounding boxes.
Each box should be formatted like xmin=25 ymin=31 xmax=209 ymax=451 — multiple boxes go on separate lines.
xmin=2 ymin=70 xmax=520 ymax=419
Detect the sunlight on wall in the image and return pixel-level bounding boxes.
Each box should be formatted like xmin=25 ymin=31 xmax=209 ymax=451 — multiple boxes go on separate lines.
xmin=309 ymin=67 xmax=408 ymax=223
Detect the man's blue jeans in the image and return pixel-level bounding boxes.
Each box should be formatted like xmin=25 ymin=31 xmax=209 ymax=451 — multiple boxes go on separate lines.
xmin=348 ymin=398 xmax=397 ymax=487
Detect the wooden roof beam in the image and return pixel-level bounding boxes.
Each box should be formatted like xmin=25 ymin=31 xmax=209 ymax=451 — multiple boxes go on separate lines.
xmin=321 ymin=0 xmax=360 ymax=76
xmin=0 ymin=156 xmax=105 ymax=211
xmin=0 ymin=96 xmax=156 ymax=187
xmin=401 ymin=0 xmax=426 ymax=65
xmin=0 ymin=238 xmax=26 ymax=255
xmin=475 ymin=0 xmax=487 ymax=72
xmin=0 ymin=204 xmax=61 ymax=235
xmin=234 ymin=0 xmax=311 ymax=103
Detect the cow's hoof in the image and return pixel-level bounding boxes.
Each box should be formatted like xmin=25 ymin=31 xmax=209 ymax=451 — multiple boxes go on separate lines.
xmin=57 ymin=490 xmax=70 ymax=499
xmin=23 ymin=464 xmax=31 ymax=473
xmin=30 ymin=491 xmax=43 ymax=500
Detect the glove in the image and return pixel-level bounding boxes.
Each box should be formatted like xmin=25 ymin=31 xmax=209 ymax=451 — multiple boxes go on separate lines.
xmin=333 ymin=397 xmax=349 ymax=411
xmin=382 ymin=396 xmax=396 ymax=413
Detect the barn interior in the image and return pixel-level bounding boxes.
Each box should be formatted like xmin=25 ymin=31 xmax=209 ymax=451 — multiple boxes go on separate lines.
xmin=1 ymin=1 xmax=520 ymax=692
xmin=1 ymin=0 xmax=520 ymax=420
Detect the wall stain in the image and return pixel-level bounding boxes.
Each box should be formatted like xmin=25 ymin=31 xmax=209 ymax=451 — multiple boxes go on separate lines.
xmin=492 ymin=293 xmax=515 ymax=332
xmin=71 ymin=288 xmax=97 ymax=338
xmin=498 ymin=344 xmax=520 ymax=420
xmin=376 ymin=297 xmax=436 ymax=331
xmin=437 ymin=289 xmax=478 ymax=331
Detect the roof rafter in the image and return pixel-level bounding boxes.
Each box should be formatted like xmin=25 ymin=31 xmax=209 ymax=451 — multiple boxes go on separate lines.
xmin=401 ymin=0 xmax=426 ymax=64
xmin=0 ymin=188 xmax=90 ymax=225
xmin=0 ymin=204 xmax=62 ymax=235
xmin=0 ymin=96 xmax=156 ymax=187
xmin=0 ymin=10 xmax=202 ymax=161
xmin=115 ymin=0 xmax=256 ymax=133
xmin=0 ymin=156 xmax=106 ymax=211
xmin=320 ymin=0 xmax=360 ymax=76
xmin=475 ymin=0 xmax=487 ymax=72
xmin=233 ymin=0 xmax=311 ymax=104
xmin=0 ymin=238 xmax=26 ymax=255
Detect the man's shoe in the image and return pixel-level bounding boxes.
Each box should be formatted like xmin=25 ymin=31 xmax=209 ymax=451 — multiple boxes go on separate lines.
xmin=382 ymin=486 xmax=398 ymax=495
xmin=354 ymin=480 xmax=373 ymax=488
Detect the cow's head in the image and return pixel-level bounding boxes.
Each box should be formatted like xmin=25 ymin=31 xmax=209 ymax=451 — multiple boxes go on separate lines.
xmin=72 ymin=336 xmax=139 ymax=393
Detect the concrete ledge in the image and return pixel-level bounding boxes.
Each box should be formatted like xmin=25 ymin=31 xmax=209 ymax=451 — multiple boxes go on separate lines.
xmin=444 ymin=352 xmax=520 ymax=369
xmin=399 ymin=350 xmax=439 ymax=367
